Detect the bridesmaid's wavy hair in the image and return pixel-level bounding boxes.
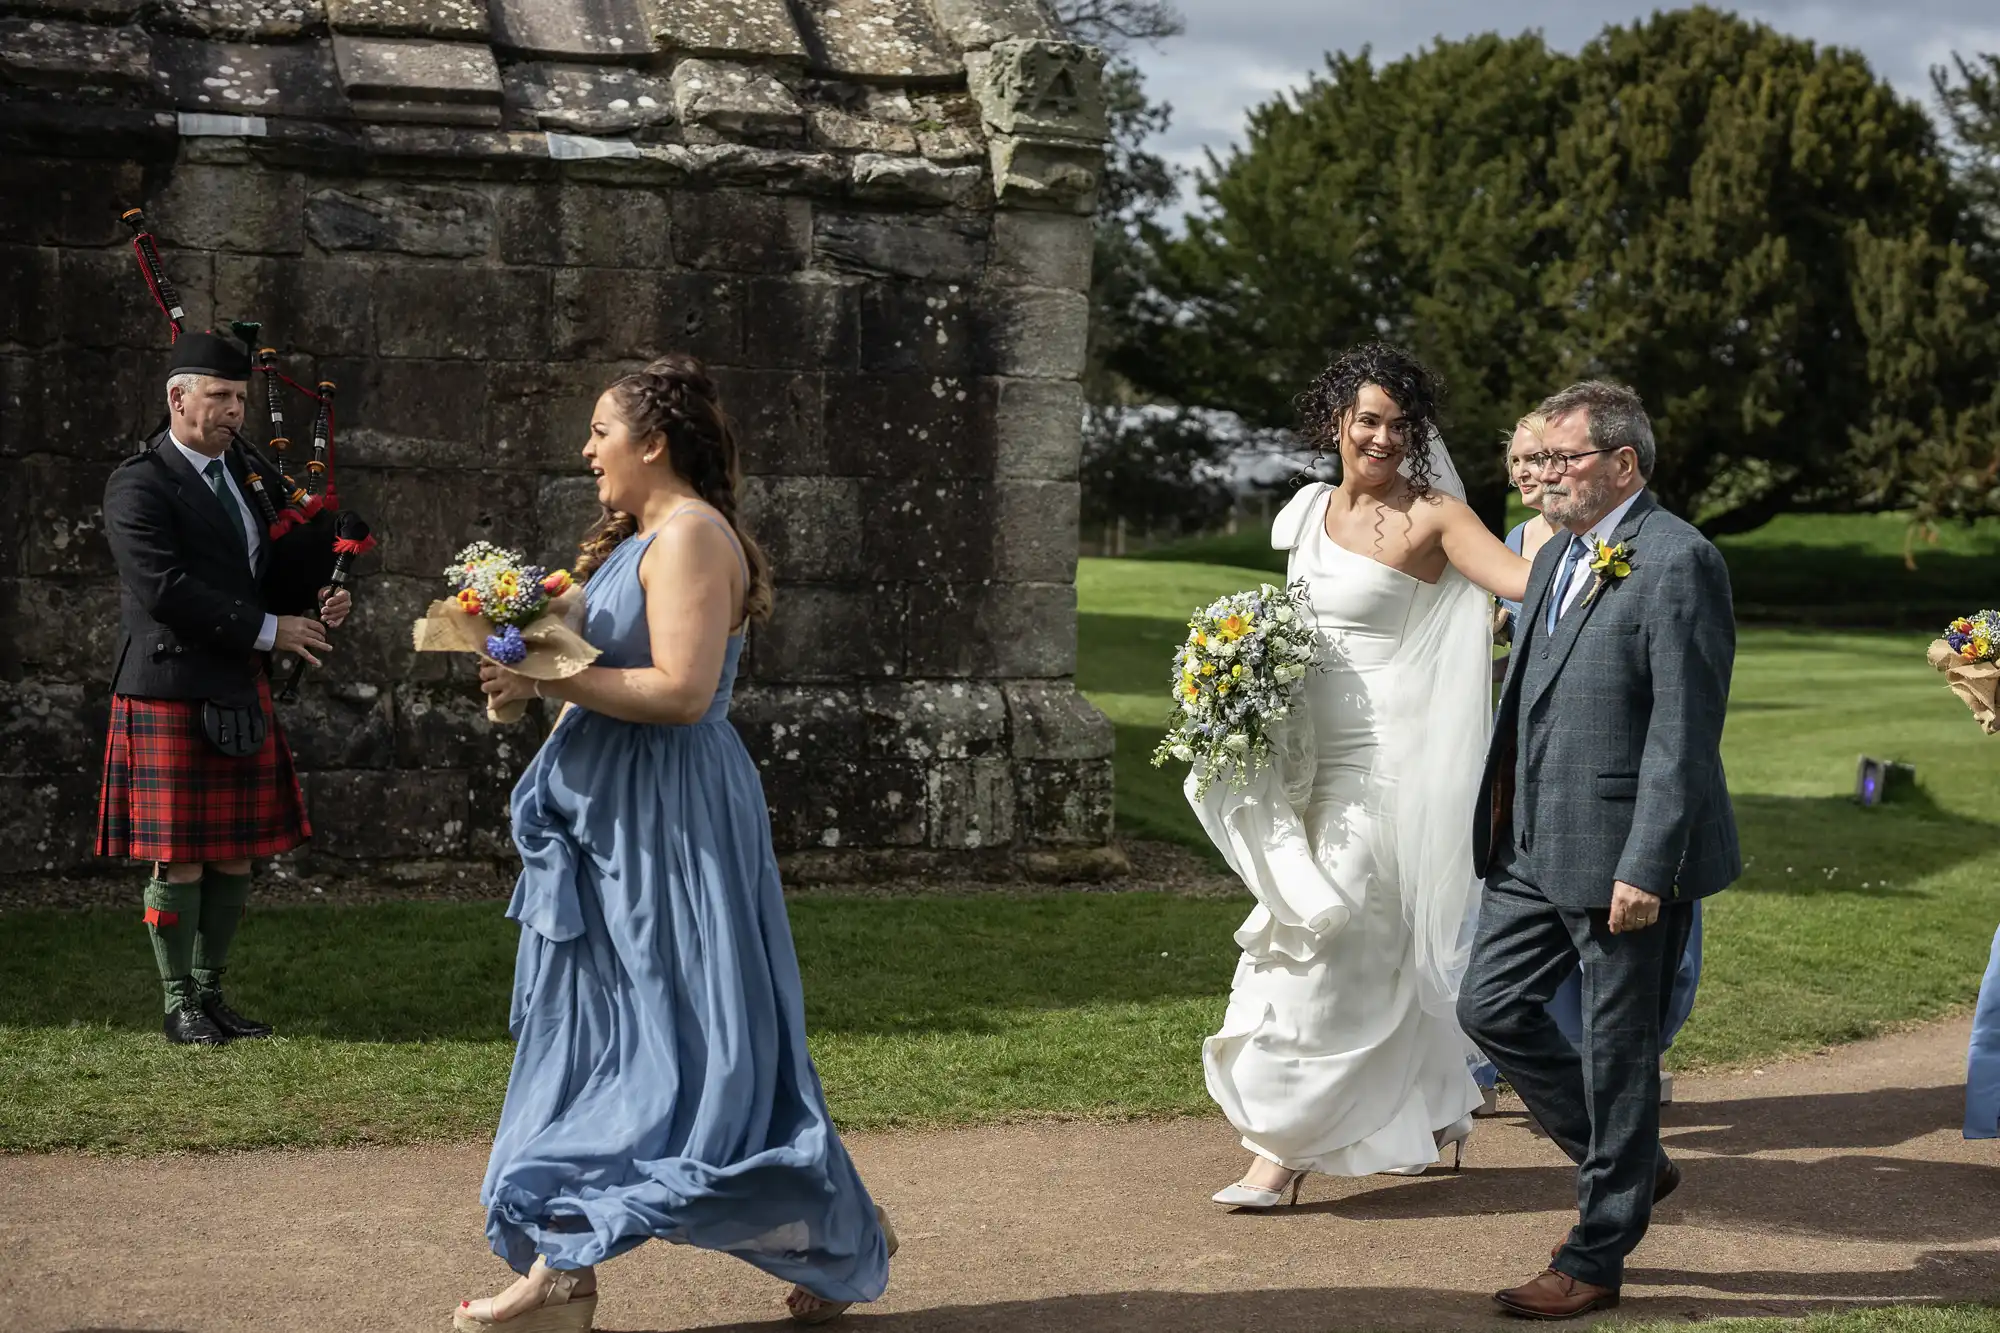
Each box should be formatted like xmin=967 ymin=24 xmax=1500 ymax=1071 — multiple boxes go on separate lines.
xmin=574 ymin=354 xmax=775 ymax=622
xmin=1295 ymin=342 xmax=1444 ymax=499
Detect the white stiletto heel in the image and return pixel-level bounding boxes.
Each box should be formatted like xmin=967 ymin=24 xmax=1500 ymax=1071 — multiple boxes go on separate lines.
xmin=1212 ymin=1168 xmax=1307 ymax=1209
xmin=1383 ymin=1114 xmax=1476 ymax=1176
xmin=1437 ymin=1114 xmax=1475 ymax=1171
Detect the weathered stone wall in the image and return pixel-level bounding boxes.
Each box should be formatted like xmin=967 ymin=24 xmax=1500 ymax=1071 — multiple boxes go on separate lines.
xmin=0 ymin=125 xmax=1115 ymax=877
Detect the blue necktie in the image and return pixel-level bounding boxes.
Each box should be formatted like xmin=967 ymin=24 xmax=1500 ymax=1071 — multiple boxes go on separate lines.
xmin=203 ymin=458 xmax=250 ymax=559
xmin=1545 ymin=535 xmax=1590 ymax=636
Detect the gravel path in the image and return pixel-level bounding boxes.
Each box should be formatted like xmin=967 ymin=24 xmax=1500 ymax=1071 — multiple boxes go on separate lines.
xmin=4 ymin=1017 xmax=1994 ymax=1332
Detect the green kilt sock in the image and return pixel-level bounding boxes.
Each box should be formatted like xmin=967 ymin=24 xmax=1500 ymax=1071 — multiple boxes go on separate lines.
xmin=143 ymin=877 xmax=203 ymax=1013
xmin=192 ymin=868 xmax=254 ymax=1002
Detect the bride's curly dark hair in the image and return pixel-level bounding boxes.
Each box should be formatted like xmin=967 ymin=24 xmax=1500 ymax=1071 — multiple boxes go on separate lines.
xmin=1295 ymin=342 xmax=1444 ymax=499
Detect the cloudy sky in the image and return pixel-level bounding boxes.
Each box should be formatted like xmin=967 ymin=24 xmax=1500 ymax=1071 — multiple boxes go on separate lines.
xmin=1128 ymin=0 xmax=2000 ymax=215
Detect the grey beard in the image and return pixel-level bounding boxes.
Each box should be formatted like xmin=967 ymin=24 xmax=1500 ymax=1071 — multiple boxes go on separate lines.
xmin=1542 ymin=477 xmax=1615 ymax=527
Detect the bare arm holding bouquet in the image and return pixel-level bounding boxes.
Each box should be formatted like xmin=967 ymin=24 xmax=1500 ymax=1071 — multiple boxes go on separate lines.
xmin=479 ymin=516 xmax=742 ymax=725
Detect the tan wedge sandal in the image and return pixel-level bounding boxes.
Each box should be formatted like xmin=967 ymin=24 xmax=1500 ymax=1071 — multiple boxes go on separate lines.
xmin=787 ymin=1205 xmax=900 ymax=1325
xmin=453 ymin=1257 xmax=597 ymax=1333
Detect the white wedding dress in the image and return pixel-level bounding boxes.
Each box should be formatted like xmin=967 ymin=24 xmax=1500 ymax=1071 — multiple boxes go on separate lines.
xmin=1190 ymin=476 xmax=1495 ymax=1175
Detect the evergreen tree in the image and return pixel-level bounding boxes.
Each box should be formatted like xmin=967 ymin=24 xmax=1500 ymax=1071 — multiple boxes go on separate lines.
xmin=1546 ymin=8 xmax=1979 ymax=532
xmin=1125 ymin=8 xmax=2000 ymax=532
xmin=1849 ymin=52 xmax=2000 ymax=529
xmin=1936 ymin=53 xmax=2000 ymax=256
xmin=1123 ymin=33 xmax=1573 ymax=518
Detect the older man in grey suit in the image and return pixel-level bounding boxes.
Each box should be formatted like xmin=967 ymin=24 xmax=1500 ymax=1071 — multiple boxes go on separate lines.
xmin=1459 ymin=380 xmax=1739 ymax=1319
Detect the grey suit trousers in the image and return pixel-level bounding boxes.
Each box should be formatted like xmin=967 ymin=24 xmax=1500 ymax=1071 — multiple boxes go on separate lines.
xmin=1457 ymin=868 xmax=1694 ymax=1288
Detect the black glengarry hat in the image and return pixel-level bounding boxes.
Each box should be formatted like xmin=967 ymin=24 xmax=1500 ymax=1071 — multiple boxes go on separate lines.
xmin=166 ymin=330 xmax=252 ymax=382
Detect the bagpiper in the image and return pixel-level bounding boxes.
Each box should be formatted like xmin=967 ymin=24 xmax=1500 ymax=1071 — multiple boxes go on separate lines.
xmin=95 ymin=329 xmax=350 ymax=1046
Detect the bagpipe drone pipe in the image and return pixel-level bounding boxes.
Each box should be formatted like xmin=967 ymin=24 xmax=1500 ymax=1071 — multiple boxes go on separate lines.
xmin=122 ymin=206 xmax=377 ymax=702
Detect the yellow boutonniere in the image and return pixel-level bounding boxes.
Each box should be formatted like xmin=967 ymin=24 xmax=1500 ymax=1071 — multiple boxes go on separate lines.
xmin=1588 ymin=539 xmax=1634 ymax=581
xmin=1581 ymin=539 xmax=1634 ymax=607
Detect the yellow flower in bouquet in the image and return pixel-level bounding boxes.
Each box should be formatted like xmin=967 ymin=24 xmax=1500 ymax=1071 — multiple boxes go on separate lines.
xmin=1927 ymin=609 xmax=2000 ymax=736
xmin=1152 ymin=580 xmax=1322 ymax=798
xmin=413 ymin=542 xmax=601 ymax=724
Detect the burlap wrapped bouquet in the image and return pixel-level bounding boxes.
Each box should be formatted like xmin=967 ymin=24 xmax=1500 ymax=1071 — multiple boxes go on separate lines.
xmin=1927 ymin=610 xmax=2000 ymax=737
xmin=413 ymin=543 xmax=600 ymax=723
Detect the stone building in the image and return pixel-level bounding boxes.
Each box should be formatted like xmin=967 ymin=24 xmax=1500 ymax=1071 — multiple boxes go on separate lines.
xmin=0 ymin=0 xmax=1117 ymax=880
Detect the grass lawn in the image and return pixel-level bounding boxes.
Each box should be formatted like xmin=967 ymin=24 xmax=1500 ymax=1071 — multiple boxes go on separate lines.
xmin=1619 ymin=1311 xmax=2000 ymax=1333
xmin=3 ymin=528 xmax=1997 ymax=1154
xmin=0 ymin=893 xmax=1249 ymax=1152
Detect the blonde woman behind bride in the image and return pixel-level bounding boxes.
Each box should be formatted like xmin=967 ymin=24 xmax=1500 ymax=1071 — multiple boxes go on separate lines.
xmin=1191 ymin=343 xmax=1531 ymax=1208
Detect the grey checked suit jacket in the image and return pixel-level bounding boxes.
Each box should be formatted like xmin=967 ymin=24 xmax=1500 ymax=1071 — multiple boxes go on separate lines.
xmin=1474 ymin=490 xmax=1741 ymax=907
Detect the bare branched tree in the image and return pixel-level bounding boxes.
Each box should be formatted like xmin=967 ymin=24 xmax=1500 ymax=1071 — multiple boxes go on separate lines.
xmin=1043 ymin=0 xmax=1185 ymax=419
xmin=1049 ymin=1 xmax=1190 ymax=529
xmin=1049 ymin=0 xmax=1184 ymax=51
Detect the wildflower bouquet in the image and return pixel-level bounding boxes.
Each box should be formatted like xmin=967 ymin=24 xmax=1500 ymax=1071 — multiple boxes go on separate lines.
xmin=1151 ymin=580 xmax=1322 ymax=798
xmin=412 ymin=542 xmax=600 ymax=723
xmin=1926 ymin=609 xmax=2000 ymax=735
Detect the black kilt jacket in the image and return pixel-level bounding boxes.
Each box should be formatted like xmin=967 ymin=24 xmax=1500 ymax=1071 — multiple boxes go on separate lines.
xmin=101 ymin=430 xmax=317 ymax=699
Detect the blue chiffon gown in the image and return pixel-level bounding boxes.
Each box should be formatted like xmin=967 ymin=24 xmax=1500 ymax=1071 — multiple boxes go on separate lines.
xmin=1965 ymin=922 xmax=2000 ymax=1139
xmin=480 ymin=525 xmax=889 ymax=1304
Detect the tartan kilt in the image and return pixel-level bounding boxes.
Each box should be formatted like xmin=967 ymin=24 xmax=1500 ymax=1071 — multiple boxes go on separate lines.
xmin=96 ymin=674 xmax=312 ymax=862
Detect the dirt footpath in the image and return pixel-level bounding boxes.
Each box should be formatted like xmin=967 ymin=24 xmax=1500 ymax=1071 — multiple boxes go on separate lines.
xmin=3 ymin=1018 xmax=1995 ymax=1333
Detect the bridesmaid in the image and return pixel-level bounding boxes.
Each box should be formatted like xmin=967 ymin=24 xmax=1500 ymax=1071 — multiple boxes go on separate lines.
xmin=456 ymin=354 xmax=895 ymax=1330
xmin=1965 ymin=923 xmax=2000 ymax=1139
xmin=1494 ymin=413 xmax=1562 ymax=641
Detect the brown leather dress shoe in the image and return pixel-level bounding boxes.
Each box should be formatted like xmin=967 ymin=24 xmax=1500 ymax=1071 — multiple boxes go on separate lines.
xmin=1494 ymin=1269 xmax=1619 ymax=1320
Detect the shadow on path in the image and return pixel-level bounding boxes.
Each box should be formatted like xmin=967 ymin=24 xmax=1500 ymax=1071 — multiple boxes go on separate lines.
xmin=625 ymin=1263 xmax=2000 ymax=1333
xmin=1323 ymin=1153 xmax=2000 ymax=1244
xmin=1661 ymin=1083 xmax=1963 ymax=1155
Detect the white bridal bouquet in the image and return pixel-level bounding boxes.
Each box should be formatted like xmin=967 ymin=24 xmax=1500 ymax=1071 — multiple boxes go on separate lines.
xmin=1151 ymin=580 xmax=1323 ymax=798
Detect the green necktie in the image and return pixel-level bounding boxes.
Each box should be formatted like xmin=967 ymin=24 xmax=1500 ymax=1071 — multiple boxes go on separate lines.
xmin=202 ymin=458 xmax=250 ymax=557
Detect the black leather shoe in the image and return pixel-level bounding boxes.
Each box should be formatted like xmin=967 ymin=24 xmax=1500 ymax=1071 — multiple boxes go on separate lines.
xmin=1654 ymin=1155 xmax=1681 ymax=1205
xmin=164 ymin=1001 xmax=227 ymax=1046
xmin=201 ymin=993 xmax=274 ymax=1040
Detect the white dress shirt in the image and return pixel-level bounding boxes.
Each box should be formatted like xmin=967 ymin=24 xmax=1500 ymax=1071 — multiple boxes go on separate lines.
xmin=1554 ymin=487 xmax=1645 ymax=620
xmin=170 ymin=432 xmax=279 ymax=652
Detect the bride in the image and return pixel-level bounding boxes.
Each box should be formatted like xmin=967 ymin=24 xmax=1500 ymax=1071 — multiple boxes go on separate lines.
xmin=1192 ymin=343 xmax=1531 ymax=1206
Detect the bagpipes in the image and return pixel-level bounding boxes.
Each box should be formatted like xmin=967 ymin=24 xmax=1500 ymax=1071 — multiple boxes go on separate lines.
xmin=122 ymin=206 xmax=377 ymax=703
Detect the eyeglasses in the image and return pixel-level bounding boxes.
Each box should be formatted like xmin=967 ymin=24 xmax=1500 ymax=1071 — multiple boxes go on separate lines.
xmin=1523 ymin=447 xmax=1619 ymax=476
